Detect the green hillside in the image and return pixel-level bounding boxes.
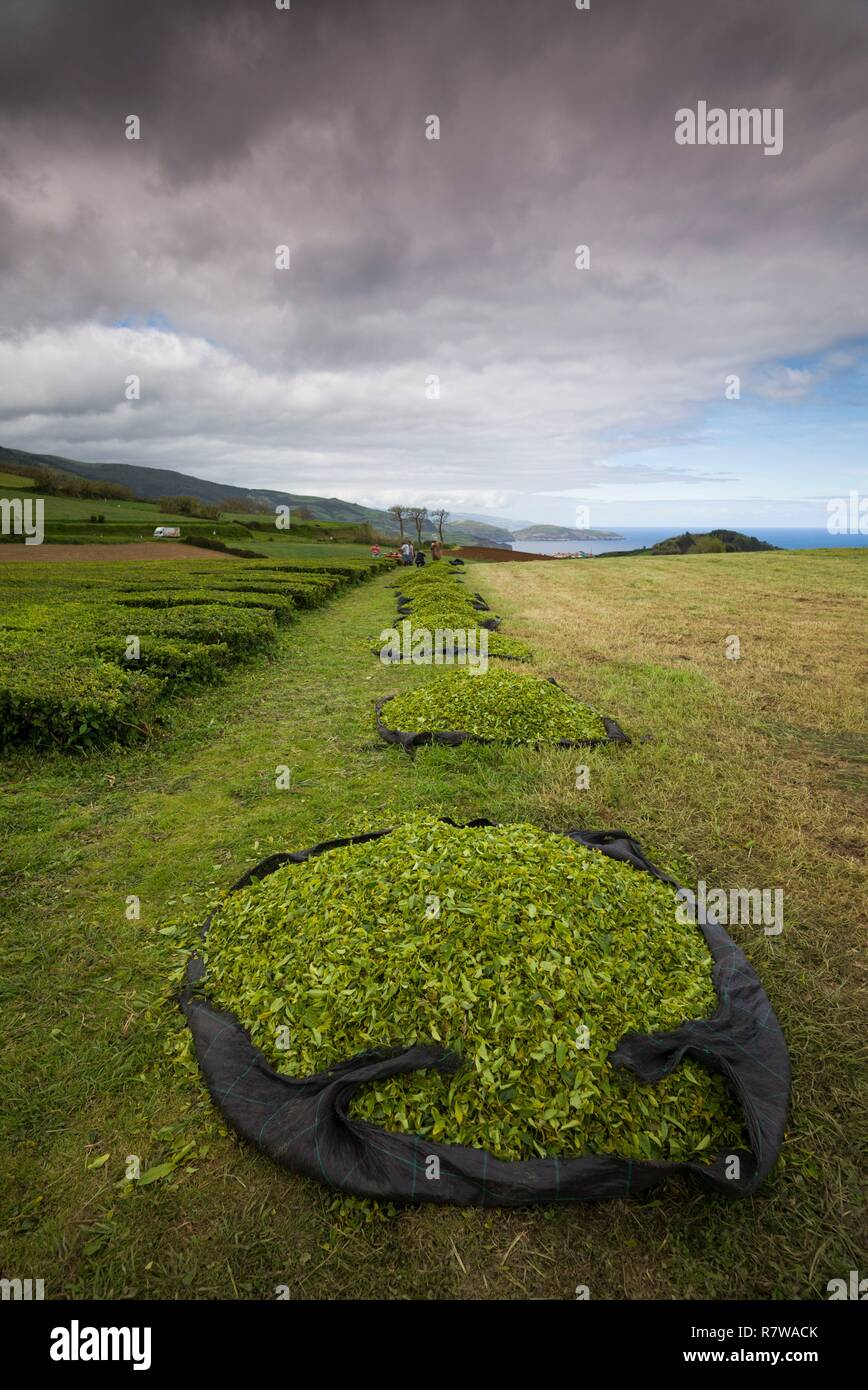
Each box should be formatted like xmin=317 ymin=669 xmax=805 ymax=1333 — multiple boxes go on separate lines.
xmin=0 ymin=445 xmax=508 ymax=546
xmin=0 ymin=464 xmax=370 ymax=546
xmin=598 ymin=529 xmax=779 ymax=558
xmin=513 ymin=523 xmax=623 ymax=541
xmin=0 ymin=469 xmax=33 ymax=488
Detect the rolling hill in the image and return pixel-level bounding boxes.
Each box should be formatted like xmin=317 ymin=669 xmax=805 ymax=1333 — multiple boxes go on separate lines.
xmin=512 ymin=524 xmax=623 ymax=541
xmin=0 ymin=446 xmax=512 ymax=546
xmin=597 ymin=529 xmax=779 ymax=557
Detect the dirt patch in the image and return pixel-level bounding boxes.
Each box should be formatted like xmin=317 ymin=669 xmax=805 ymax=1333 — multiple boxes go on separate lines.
xmin=0 ymin=542 xmax=233 ymax=564
xmin=454 ymin=545 xmax=564 ymax=562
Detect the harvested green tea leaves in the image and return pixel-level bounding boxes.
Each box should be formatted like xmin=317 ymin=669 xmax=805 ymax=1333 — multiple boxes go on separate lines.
xmin=380 ymin=667 xmax=610 ymax=743
xmin=200 ymin=819 xmax=743 ymax=1162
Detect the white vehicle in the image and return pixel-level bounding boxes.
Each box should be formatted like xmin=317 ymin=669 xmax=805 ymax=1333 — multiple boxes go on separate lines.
xmin=153 ymin=526 xmax=181 ymax=539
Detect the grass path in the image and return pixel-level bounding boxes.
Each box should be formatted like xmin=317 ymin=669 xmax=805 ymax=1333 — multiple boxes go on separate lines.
xmin=1 ymin=550 xmax=865 ymax=1298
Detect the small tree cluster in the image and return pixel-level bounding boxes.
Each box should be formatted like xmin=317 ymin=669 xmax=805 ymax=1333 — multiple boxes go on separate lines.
xmin=388 ymin=505 xmax=449 ymax=543
xmin=9 ymin=462 xmax=134 ymax=501
xmin=158 ymin=495 xmax=222 ymax=519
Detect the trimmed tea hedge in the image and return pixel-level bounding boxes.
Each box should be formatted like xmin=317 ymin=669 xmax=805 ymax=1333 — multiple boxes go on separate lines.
xmin=0 ymin=633 xmax=164 ymax=748
xmin=0 ymin=554 xmax=396 ymax=750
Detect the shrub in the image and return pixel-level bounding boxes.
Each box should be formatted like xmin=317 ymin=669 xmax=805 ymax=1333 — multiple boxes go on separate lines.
xmin=132 ymin=603 xmax=277 ymax=656
xmin=0 ymin=548 xmax=389 ymax=749
xmin=181 ymin=534 xmax=230 ymax=553
xmin=115 ymin=589 xmax=297 ymax=624
xmin=94 ymin=635 xmax=233 ymax=683
xmin=0 ymin=635 xmax=163 ymax=749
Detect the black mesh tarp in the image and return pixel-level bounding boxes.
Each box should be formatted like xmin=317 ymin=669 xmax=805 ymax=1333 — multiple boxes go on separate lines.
xmin=181 ymin=823 xmax=789 ymax=1204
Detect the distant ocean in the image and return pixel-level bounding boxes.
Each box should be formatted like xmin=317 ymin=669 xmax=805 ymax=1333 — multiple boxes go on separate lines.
xmin=511 ymin=528 xmax=868 ymax=556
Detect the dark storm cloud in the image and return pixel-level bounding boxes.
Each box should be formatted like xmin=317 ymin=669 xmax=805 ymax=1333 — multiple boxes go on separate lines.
xmin=0 ymin=0 xmax=866 ymax=508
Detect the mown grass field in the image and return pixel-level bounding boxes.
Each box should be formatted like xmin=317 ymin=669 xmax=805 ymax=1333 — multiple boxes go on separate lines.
xmin=1 ymin=546 xmax=865 ymax=1299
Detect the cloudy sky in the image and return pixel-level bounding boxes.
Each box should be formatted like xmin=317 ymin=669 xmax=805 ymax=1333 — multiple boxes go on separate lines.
xmin=1 ymin=0 xmax=866 ymax=527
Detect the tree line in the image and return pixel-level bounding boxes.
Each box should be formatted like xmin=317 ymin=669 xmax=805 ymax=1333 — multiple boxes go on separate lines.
xmin=10 ymin=462 xmax=134 ymax=502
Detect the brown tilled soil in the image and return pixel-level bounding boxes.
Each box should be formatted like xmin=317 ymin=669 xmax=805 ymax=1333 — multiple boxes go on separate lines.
xmin=453 ymin=544 xmax=561 ymax=562
xmin=0 ymin=542 xmax=231 ymax=564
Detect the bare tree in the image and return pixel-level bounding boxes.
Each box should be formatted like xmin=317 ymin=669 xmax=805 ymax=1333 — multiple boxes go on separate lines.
xmin=388 ymin=504 xmax=407 ymax=539
xmin=431 ymin=508 xmax=449 ymax=542
xmin=408 ymin=506 xmax=428 ymax=544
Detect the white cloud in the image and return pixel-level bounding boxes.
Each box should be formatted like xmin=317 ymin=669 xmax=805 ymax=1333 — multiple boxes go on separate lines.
xmin=0 ymin=0 xmax=866 ymax=510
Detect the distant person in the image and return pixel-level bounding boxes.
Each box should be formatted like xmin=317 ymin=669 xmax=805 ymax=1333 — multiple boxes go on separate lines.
xmin=414 ymin=549 xmax=426 ymax=567
xmin=431 ymin=539 xmax=443 ymax=561
xmin=400 ymin=541 xmax=411 ymax=565
xmin=408 ymin=542 xmax=415 ymax=564
xmin=370 ymin=543 xmax=381 ymax=557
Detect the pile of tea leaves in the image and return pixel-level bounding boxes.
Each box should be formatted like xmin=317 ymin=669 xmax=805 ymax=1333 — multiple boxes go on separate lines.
xmin=380 ymin=667 xmax=610 ymax=743
xmin=379 ymin=563 xmax=534 ymax=664
xmin=200 ymin=818 xmax=743 ymax=1162
xmin=373 ymin=627 xmax=533 ymax=664
xmin=482 ymin=632 xmax=534 ymax=662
